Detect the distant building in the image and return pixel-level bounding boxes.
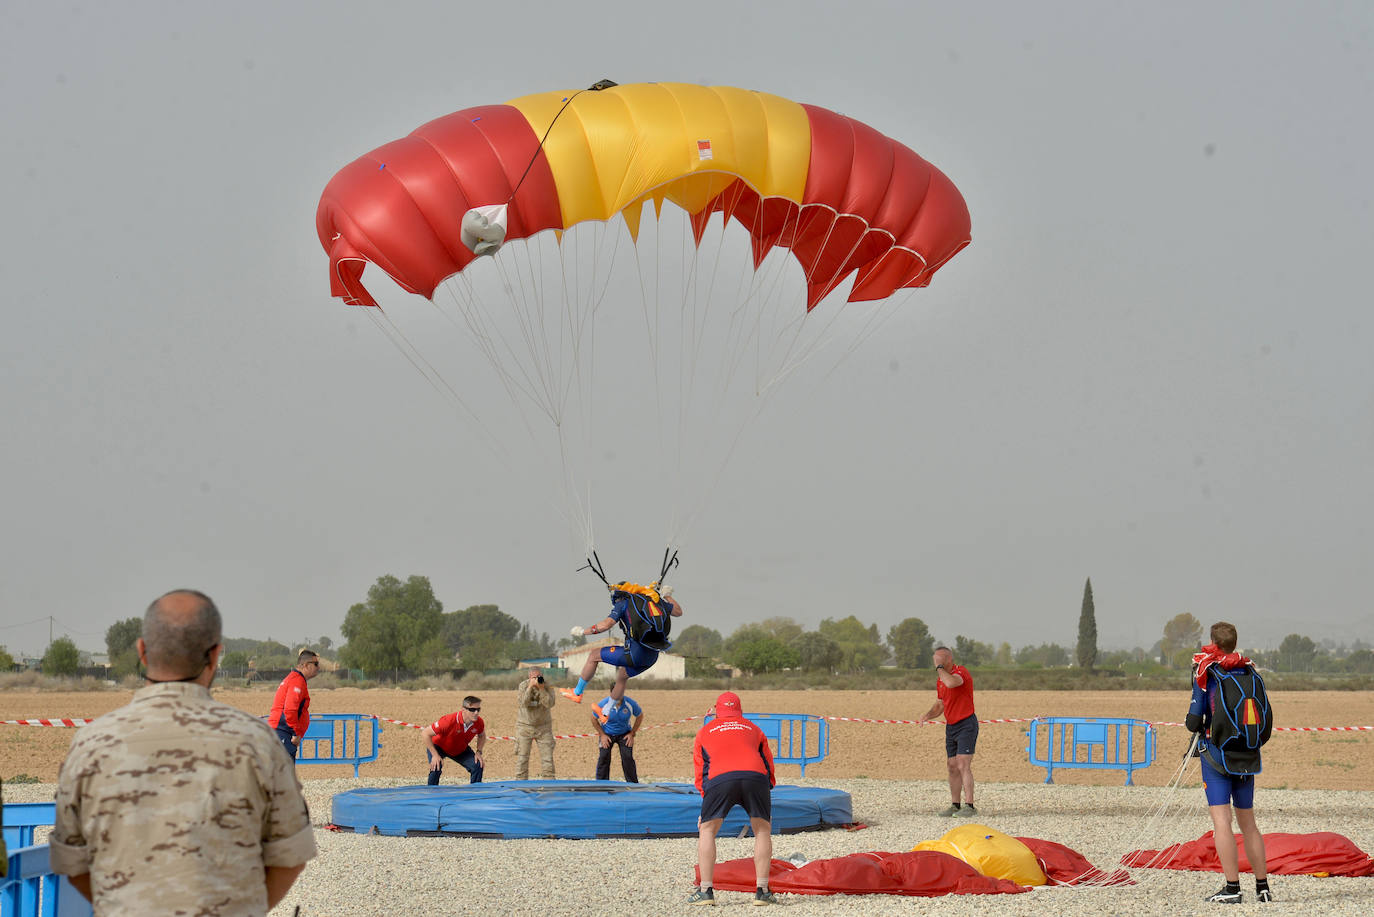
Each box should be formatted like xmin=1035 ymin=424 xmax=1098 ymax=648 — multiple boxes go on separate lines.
xmin=557 ymin=639 xmax=686 ymax=682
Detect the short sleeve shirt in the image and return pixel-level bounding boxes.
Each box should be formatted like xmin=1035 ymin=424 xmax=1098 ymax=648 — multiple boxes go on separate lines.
xmin=596 ymin=696 xmax=643 ymax=736
xmin=936 ymin=664 xmax=976 ymax=724
xmin=50 ymin=682 xmax=317 ymax=916
xmin=431 ymin=712 xmax=485 ymax=756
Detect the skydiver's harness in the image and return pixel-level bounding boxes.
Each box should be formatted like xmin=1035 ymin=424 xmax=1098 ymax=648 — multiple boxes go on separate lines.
xmin=579 ymin=549 xmax=678 ymax=652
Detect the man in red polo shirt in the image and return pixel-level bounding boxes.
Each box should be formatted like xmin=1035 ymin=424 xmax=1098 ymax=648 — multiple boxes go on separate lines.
xmin=920 ymin=646 xmax=978 ymax=818
xmin=689 ymin=691 xmax=777 ymax=906
xmin=422 ymin=695 xmax=486 ymax=785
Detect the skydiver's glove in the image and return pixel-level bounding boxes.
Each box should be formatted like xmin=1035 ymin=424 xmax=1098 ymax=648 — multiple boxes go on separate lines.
xmin=570 ymin=625 xmax=586 ymax=637
xmin=659 ymin=584 xmax=673 ymax=598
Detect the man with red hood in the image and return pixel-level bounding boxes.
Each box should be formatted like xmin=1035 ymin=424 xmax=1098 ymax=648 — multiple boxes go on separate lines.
xmin=689 ymin=691 xmax=777 ymax=906
xmin=1186 ymin=621 xmax=1273 ymax=904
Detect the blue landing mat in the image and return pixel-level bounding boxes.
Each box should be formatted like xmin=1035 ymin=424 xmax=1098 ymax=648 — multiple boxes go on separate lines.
xmin=331 ymin=780 xmax=852 ymax=839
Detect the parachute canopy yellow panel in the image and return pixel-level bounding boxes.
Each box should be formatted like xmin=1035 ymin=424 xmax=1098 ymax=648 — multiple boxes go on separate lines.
xmin=317 ymin=81 xmax=971 ymax=311
xmin=913 ymin=824 xmax=1048 ymax=887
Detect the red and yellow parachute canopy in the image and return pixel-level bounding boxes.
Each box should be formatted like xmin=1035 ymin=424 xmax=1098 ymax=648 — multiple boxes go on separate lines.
xmin=317 ymin=81 xmax=970 ymax=311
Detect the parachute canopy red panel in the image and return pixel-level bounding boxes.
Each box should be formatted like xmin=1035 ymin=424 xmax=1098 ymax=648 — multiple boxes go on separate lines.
xmin=703 ymin=835 xmax=1131 ymax=897
xmin=316 ymin=81 xmax=971 ymax=311
xmin=1124 ymin=831 xmax=1374 ymax=877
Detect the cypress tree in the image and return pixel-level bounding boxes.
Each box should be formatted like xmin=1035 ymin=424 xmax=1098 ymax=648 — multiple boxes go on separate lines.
xmin=1077 ymin=577 xmax=1098 ymax=672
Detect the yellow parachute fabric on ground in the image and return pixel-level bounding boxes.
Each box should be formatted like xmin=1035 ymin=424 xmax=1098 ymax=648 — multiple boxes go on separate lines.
xmin=912 ymin=824 xmax=1048 ymax=886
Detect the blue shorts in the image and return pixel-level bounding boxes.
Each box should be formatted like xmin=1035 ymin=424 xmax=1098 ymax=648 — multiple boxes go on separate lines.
xmin=600 ymin=644 xmax=658 ymax=677
xmin=1201 ymin=754 xmax=1255 ymax=808
xmin=945 ymin=714 xmax=979 ymax=757
xmin=700 ymin=773 xmax=772 ymax=822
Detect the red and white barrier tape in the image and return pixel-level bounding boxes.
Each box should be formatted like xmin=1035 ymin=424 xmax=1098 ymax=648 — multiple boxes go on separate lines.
xmin=1146 ymin=721 xmax=1372 ymax=732
xmin=6 ymin=715 xmax=1371 ymax=734
xmin=371 ymin=713 xmax=703 ymax=742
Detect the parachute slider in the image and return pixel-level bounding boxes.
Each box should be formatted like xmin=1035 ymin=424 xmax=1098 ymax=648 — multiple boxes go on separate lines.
xmin=460 ymin=204 xmax=508 ymax=256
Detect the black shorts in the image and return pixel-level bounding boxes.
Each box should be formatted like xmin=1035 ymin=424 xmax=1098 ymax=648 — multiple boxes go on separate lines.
xmin=700 ymin=773 xmax=772 ymax=822
xmin=945 ymin=714 xmax=979 ymax=757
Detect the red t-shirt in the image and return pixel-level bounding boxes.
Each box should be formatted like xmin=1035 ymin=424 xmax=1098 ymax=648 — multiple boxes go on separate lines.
xmin=693 ymin=715 xmax=776 ymax=793
xmin=430 ymin=712 xmax=485 ymax=756
xmin=936 ymin=664 xmax=975 ymax=724
xmin=268 ymin=669 xmax=311 ymax=737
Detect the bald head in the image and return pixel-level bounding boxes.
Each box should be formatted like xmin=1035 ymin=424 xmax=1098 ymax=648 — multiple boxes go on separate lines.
xmin=141 ymin=589 xmax=222 ymax=679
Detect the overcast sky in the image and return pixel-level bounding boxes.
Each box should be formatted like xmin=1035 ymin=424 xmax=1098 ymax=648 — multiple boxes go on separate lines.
xmin=2 ymin=2 xmax=1371 ymax=660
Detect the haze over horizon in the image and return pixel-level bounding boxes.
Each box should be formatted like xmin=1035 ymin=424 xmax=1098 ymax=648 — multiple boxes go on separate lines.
xmin=3 ymin=3 xmax=1371 ymax=661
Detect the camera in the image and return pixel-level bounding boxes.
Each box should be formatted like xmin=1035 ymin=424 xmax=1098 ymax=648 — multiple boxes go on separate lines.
xmin=537 ymin=675 xmax=545 ymax=683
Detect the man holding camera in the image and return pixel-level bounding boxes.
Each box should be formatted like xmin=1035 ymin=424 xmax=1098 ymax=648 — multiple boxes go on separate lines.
xmin=515 ymin=666 xmax=557 ymax=779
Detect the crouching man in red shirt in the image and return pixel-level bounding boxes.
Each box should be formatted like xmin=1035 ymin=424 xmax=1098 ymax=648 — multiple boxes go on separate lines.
xmin=422 ymin=696 xmax=486 ymax=785
xmin=689 ymin=691 xmax=777 ymax=906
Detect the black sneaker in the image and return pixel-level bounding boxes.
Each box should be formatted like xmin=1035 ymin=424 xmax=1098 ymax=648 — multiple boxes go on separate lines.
xmin=1257 ymin=887 xmax=1274 ymax=903
xmin=1203 ymin=885 xmax=1242 ymax=904
xmin=687 ymin=887 xmax=715 ymax=906
xmin=753 ymin=888 xmax=778 ymax=906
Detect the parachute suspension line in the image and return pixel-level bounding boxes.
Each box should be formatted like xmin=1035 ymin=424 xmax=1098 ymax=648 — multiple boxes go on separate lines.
xmin=550 ymin=220 xmax=628 ymax=555
xmin=576 ymin=550 xmax=612 ymax=590
xmin=504 ymin=78 xmax=619 ymax=206
xmin=1063 ymin=734 xmax=1204 ymax=889
xmin=440 ymin=260 xmax=556 ymax=425
xmin=639 ymin=207 xmax=675 ymax=542
xmin=816 ymin=290 xmax=912 ymax=383
xmin=362 ymin=305 xmax=511 ymax=465
xmin=439 ymin=257 xmax=592 ymax=549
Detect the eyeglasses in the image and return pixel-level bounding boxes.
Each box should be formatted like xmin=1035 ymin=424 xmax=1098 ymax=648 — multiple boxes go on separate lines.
xmin=464 ymin=706 xmax=481 ymax=712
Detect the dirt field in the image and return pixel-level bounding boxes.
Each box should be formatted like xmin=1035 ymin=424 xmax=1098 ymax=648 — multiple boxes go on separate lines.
xmin=3 ymin=687 xmax=1371 ymax=790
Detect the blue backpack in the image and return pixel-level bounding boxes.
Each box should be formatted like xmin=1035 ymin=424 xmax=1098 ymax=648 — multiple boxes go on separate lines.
xmin=1203 ymin=665 xmax=1273 ymax=776
xmin=614 ymin=590 xmax=673 ymax=652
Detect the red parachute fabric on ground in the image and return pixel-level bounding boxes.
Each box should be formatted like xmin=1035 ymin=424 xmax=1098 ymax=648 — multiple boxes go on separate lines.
xmin=1016 ymin=837 xmax=1135 ymax=886
xmin=1123 ymin=831 xmax=1374 ymax=877
xmin=701 ymin=852 xmax=1027 ymax=897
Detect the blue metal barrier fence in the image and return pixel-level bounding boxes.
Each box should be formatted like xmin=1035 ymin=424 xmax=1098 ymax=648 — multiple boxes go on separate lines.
xmin=1025 ymin=716 xmax=1156 ymax=785
xmin=294 ymin=713 xmax=383 ymax=777
xmin=702 ymin=713 xmax=829 ymax=776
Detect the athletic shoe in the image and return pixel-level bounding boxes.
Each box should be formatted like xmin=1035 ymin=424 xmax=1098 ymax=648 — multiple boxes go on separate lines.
xmin=753 ymin=888 xmax=777 ymax=906
xmin=559 ymin=689 xmax=583 ymax=703
xmin=1203 ymin=885 xmax=1242 ymax=904
xmin=956 ymin=804 xmax=979 ymax=818
xmin=939 ymin=805 xmax=961 ymax=817
xmin=687 ymin=887 xmax=715 ymax=906
xmin=1256 ymin=888 xmax=1274 ymax=903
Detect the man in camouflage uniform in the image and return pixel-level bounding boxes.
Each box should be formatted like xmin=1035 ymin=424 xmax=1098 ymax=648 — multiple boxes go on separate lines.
xmin=514 ymin=665 xmax=557 ymax=779
xmin=50 ymin=589 xmax=317 ymax=916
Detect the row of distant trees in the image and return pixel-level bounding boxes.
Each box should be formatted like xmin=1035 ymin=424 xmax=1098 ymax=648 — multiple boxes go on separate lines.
xmin=7 ymin=574 xmax=1371 ymax=678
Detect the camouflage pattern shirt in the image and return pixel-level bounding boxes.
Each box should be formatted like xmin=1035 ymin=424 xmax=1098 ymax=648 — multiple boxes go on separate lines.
xmin=50 ymin=682 xmax=317 ymax=916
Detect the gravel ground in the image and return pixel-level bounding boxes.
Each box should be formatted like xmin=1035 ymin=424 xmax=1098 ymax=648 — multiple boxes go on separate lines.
xmin=8 ymin=774 xmax=1372 ymax=916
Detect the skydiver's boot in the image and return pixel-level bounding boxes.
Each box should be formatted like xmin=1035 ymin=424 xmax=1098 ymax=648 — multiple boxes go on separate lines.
xmin=1203 ymin=882 xmax=1242 ymax=904
xmin=560 ymin=676 xmax=588 ymax=703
